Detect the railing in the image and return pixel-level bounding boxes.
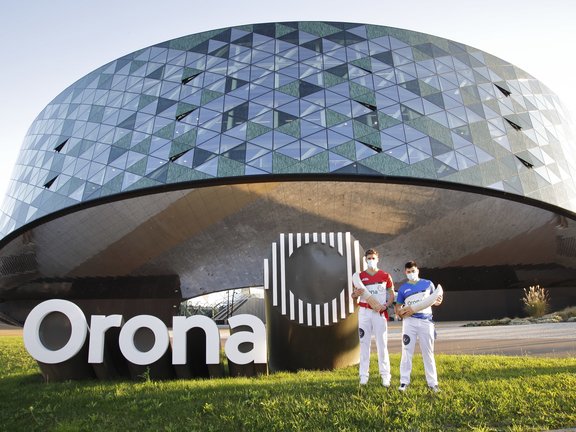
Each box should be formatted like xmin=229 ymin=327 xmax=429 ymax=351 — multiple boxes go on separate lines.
xmin=0 ymin=311 xmax=22 ymax=327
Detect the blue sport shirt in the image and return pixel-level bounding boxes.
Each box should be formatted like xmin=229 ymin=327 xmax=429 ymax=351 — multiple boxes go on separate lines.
xmin=396 ymin=278 xmax=435 ymax=321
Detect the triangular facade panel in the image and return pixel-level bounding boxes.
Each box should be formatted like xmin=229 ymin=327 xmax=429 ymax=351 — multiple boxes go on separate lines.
xmin=3 ymin=21 xmax=575 ymax=238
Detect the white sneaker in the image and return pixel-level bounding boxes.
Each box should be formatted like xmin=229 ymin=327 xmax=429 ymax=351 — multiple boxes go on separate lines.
xmin=398 ymin=383 xmax=408 ymax=391
xmin=429 ymin=385 xmax=440 ymax=393
xmin=382 ymin=378 xmax=390 ymax=388
xmin=360 ymin=376 xmax=368 ymax=385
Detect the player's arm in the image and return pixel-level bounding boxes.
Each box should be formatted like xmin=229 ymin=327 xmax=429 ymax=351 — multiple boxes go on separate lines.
xmin=395 ymin=289 xmax=412 ymax=317
xmin=394 ymin=289 xmax=402 ymax=316
xmin=432 ymin=283 xmax=443 ymax=306
xmin=402 ymin=284 xmax=443 ymax=315
xmin=395 ymin=301 xmax=415 ymax=318
xmin=351 ymin=288 xmax=364 ymax=299
xmin=385 ymin=276 xmax=395 ymax=308
xmin=352 ymin=272 xmax=386 ymax=312
xmin=398 ymin=305 xmax=415 ymax=318
xmin=350 ymin=271 xmax=364 ymax=299
xmin=386 ymin=288 xmax=395 ymax=308
xmin=395 ymin=288 xmax=415 ymax=318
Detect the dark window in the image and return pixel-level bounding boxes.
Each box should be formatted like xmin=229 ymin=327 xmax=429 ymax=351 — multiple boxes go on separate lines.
xmin=353 ymin=63 xmax=372 ymax=74
xmin=372 ymin=51 xmax=394 ymax=66
xmin=326 ymin=64 xmax=349 ymax=79
xmin=274 ymin=110 xmax=298 ymax=128
xmin=225 ymin=77 xmax=249 ymax=93
xmin=146 ymin=66 xmax=164 ymax=80
xmin=516 ymin=155 xmax=533 ymax=169
xmin=299 ymin=81 xmax=323 ymax=98
xmin=169 ymin=149 xmax=191 ymax=162
xmin=324 ymin=30 xmax=366 ymax=46
xmin=233 ymin=33 xmax=253 ymax=47
xmin=176 ymin=108 xmax=197 ymax=121
xmin=278 ymin=31 xmax=299 ymax=45
xmin=504 ymin=118 xmax=522 ymax=131
xmin=495 ymin=84 xmax=512 ymax=97
xmin=222 ymin=102 xmax=249 ymax=132
xmin=182 ymin=72 xmax=202 ymax=85
xmin=54 ymin=139 xmax=69 ymax=153
xmin=209 ymin=45 xmax=230 ymax=59
xmin=253 ymin=23 xmax=276 ymax=37
xmin=222 ymin=143 xmax=246 ymax=162
xmin=357 ymin=141 xmax=382 ymax=153
xmin=355 ymin=112 xmax=379 ymax=129
xmin=301 ymin=39 xmax=323 ymax=53
xmin=356 ymin=101 xmax=377 ymax=112
xmin=44 ymin=176 xmax=58 ymax=189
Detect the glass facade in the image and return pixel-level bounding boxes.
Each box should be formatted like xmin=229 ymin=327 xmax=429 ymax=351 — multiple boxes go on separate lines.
xmin=1 ymin=22 xmax=575 ymax=239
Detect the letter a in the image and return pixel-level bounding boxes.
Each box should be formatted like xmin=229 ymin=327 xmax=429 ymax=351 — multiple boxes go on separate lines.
xmin=225 ymin=314 xmax=267 ymax=365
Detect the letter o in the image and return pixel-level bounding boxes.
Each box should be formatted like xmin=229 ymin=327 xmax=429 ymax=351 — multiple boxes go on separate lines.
xmin=23 ymin=299 xmax=88 ymax=364
xmin=119 ymin=315 xmax=169 ymax=365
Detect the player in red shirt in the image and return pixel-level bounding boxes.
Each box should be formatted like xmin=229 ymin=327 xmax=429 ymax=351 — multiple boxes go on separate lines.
xmin=351 ymin=248 xmax=395 ymax=386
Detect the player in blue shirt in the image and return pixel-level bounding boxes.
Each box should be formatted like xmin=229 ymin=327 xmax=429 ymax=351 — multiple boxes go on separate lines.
xmin=395 ymin=261 xmax=443 ymax=392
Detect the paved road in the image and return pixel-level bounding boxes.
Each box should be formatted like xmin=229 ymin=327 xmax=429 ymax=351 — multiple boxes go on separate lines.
xmin=0 ymin=322 xmax=23 ymax=336
xmin=386 ymin=321 xmax=576 ymax=357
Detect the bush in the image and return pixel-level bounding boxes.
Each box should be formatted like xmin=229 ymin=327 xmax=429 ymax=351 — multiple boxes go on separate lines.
xmin=555 ymin=305 xmax=576 ymax=321
xmin=522 ymin=285 xmax=550 ymax=318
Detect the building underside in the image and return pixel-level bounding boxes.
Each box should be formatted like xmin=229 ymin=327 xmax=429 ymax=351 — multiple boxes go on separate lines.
xmin=1 ymin=178 xmax=576 ymax=323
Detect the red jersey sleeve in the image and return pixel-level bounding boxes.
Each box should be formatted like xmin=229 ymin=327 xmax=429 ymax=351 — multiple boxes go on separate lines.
xmin=385 ymin=272 xmax=394 ymax=289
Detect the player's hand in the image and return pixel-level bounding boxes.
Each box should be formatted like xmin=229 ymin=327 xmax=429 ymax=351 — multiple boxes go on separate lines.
xmin=433 ymin=294 xmax=443 ymax=306
xmin=352 ymin=287 xmax=364 ymax=298
xmin=399 ymin=306 xmax=414 ymax=318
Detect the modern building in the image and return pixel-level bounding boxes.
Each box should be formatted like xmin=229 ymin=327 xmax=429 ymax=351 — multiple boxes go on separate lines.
xmin=1 ymin=21 xmax=576 ymax=324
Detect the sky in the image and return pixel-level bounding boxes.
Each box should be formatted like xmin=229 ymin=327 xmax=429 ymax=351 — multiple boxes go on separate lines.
xmin=1 ymin=0 xmax=575 ymax=204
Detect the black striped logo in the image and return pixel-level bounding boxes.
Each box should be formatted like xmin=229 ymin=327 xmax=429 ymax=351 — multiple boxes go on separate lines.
xmin=264 ymin=232 xmax=364 ymax=327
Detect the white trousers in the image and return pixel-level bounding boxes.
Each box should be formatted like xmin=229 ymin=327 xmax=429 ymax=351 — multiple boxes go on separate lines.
xmin=358 ymin=306 xmax=391 ymax=382
xmin=400 ymin=317 xmax=438 ymax=386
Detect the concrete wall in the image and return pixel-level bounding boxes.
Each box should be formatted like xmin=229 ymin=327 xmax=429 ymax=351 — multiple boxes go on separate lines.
xmin=433 ymin=286 xmax=576 ymax=321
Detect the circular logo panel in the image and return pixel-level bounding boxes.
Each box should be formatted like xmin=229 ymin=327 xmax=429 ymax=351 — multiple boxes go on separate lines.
xmin=264 ymin=232 xmax=364 ymax=327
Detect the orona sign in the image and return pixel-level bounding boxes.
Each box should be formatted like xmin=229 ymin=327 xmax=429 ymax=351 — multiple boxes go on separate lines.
xmin=23 ymin=299 xmax=267 ymax=366
xmin=22 ymin=232 xmax=363 ymax=378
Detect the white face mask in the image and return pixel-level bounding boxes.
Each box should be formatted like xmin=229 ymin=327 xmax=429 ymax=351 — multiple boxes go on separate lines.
xmin=406 ymin=272 xmax=418 ymax=281
xmin=366 ymin=259 xmax=378 ymax=270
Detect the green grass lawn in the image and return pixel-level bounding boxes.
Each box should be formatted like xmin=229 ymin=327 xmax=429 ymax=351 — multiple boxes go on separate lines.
xmin=1 ymin=335 xmax=575 ymax=432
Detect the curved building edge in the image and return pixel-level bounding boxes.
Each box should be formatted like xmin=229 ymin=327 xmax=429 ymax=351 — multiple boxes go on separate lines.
xmin=0 ymin=21 xmax=575 ymax=239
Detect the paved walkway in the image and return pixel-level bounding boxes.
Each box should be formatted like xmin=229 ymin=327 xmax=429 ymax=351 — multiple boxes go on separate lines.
xmin=0 ymin=322 xmax=23 ymax=336
xmin=386 ymin=321 xmax=576 ymax=357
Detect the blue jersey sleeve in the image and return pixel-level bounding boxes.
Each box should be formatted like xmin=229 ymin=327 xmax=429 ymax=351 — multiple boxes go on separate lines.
xmin=396 ymin=284 xmax=406 ymax=305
